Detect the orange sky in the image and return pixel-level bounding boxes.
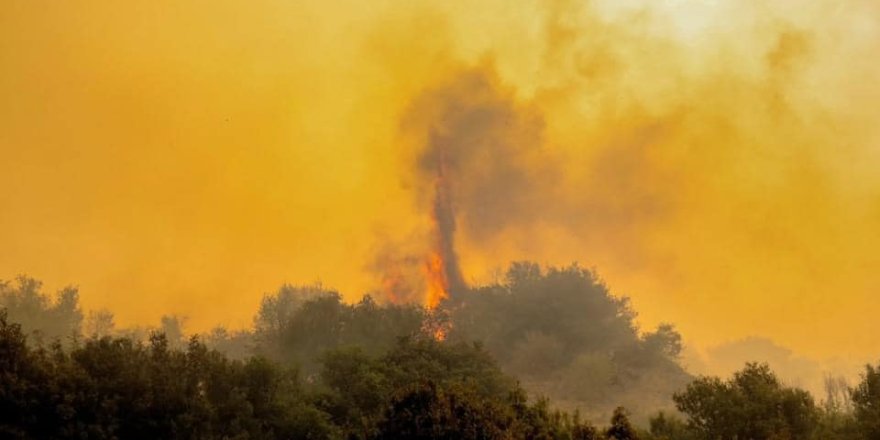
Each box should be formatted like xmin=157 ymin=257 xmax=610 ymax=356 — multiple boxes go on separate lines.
xmin=2 ymin=0 xmax=879 ymax=363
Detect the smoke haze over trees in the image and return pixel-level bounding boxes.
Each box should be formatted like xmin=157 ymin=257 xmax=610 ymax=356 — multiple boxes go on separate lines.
xmin=6 ymin=267 xmax=880 ymax=439
xmin=2 ymin=1 xmax=879 ymax=437
xmin=3 ymin=0 xmax=880 ymax=373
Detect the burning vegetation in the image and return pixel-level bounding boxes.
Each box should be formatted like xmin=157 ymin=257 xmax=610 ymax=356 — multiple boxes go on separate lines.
xmin=377 ymin=66 xmax=549 ymax=311
xmin=4 ymin=270 xmax=880 ymax=439
xmin=2 ymin=0 xmax=880 ymax=438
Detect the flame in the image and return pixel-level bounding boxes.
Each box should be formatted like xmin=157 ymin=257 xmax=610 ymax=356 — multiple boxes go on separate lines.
xmin=421 ymin=150 xmax=461 ymax=310
xmin=379 ymin=109 xmax=462 ymax=313
xmin=424 ymin=250 xmax=448 ymax=309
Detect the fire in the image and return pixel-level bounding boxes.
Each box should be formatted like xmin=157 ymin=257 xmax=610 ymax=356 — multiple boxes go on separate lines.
xmin=423 ymin=250 xmax=448 ymax=309
xmin=421 ymin=154 xmax=459 ymax=311
xmin=424 ymin=250 xmax=452 ymax=340
xmin=380 ymin=115 xmax=462 ymax=318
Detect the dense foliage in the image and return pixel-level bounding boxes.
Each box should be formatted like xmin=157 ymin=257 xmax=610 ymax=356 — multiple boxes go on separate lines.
xmin=0 ymin=276 xmax=82 ymax=346
xmin=852 ymin=364 xmax=880 ymax=439
xmin=0 ymin=310 xmax=620 ymax=439
xmin=0 ymin=310 xmax=335 ymax=439
xmin=444 ymin=263 xmax=690 ymax=419
xmin=645 ymin=362 xmax=880 ymax=440
xmin=251 ymin=286 xmax=426 ymax=373
xmin=672 ymin=363 xmax=817 ymax=439
xmin=225 ymin=263 xmax=689 ymax=421
xmin=4 ymin=267 xmax=880 ymax=439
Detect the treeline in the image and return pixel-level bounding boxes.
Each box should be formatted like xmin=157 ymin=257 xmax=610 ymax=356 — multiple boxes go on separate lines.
xmin=243 ymin=263 xmax=691 ymax=421
xmin=443 ymin=263 xmax=689 ymax=419
xmin=647 ymin=362 xmax=880 ymax=440
xmin=0 ymin=263 xmax=691 ymax=421
xmin=0 ymin=310 xmax=630 ymax=439
xmin=3 ymin=265 xmax=880 ymax=439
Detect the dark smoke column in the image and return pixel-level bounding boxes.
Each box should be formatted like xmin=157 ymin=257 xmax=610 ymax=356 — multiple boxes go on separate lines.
xmin=429 ymin=140 xmax=466 ymax=299
xmin=408 ymin=68 xmax=545 ymax=306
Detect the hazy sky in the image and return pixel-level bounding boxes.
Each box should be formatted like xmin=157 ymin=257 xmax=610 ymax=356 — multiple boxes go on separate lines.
xmin=2 ymin=0 xmax=878 ymax=361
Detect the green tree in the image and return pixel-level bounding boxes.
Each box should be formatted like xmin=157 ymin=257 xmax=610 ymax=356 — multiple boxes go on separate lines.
xmin=0 ymin=310 xmax=338 ymax=440
xmin=375 ymin=382 xmax=510 ymax=440
xmin=318 ymin=347 xmax=390 ymax=438
xmin=673 ymin=363 xmax=818 ymax=440
xmin=253 ymin=285 xmax=425 ymax=373
xmin=448 ymin=263 xmax=640 ymax=365
xmin=444 ymin=262 xmax=690 ymax=418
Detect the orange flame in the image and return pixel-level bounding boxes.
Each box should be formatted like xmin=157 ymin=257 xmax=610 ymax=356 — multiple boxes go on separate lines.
xmin=424 ymin=250 xmax=448 ymax=309
xmin=433 ymin=326 xmax=447 ymax=341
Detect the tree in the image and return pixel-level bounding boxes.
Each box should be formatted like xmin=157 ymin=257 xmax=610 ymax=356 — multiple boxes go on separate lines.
xmin=852 ymin=363 xmax=880 ymax=439
xmin=448 ymin=263 xmax=640 ymax=363
xmin=0 ymin=309 xmax=52 ymax=438
xmin=83 ymin=309 xmax=115 ymax=338
xmin=0 ymin=276 xmax=83 ymax=345
xmin=673 ymin=363 xmax=818 ymax=440
xmin=376 ymin=382 xmax=510 ymax=440
xmin=253 ymin=285 xmax=425 ymax=373
xmin=159 ymin=314 xmax=187 ymax=349
xmin=379 ymin=338 xmax=515 ymax=401
xmin=606 ymin=407 xmax=639 ymax=440
xmin=647 ymin=411 xmax=692 ymax=440
xmin=318 ymin=347 xmax=390 ymax=438
xmin=642 ymin=324 xmax=682 ymax=359
xmin=0 ymin=311 xmax=339 ymax=440
xmin=443 ymin=262 xmax=690 ymax=418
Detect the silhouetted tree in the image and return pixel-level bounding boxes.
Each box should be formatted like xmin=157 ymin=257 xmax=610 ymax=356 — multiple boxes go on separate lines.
xmin=376 ymin=382 xmax=510 ymax=440
xmin=672 ymin=363 xmax=818 ymax=440
xmin=444 ymin=262 xmax=690 ymax=418
xmin=0 ymin=276 xmax=82 ymax=345
xmin=253 ymin=285 xmax=425 ymax=373
xmin=852 ymin=363 xmax=880 ymax=439
xmin=606 ymin=407 xmax=639 ymax=440
xmin=647 ymin=411 xmax=692 ymax=440
xmin=0 ymin=310 xmax=338 ymax=439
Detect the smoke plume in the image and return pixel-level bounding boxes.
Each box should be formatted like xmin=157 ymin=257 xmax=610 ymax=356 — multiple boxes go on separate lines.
xmin=387 ymin=66 xmax=554 ymax=305
xmin=3 ymin=0 xmax=880 ymax=362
